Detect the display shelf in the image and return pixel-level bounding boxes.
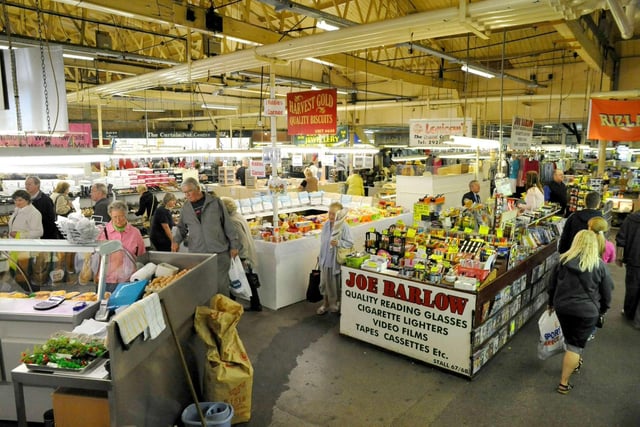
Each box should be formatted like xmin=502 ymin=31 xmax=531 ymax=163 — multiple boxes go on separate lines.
xmin=218 ymin=166 xmax=236 ymax=186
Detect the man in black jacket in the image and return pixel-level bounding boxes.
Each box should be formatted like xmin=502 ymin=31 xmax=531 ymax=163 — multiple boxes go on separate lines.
xmin=25 ymin=176 xmax=59 ymax=239
xmin=558 ymin=191 xmax=601 ymax=254
xmin=461 ymin=180 xmax=481 ymax=205
xmin=616 ymin=210 xmax=640 ymax=326
xmin=548 ymin=169 xmax=568 ymax=216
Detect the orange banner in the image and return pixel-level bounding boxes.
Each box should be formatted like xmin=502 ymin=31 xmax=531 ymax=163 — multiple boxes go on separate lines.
xmin=588 ymin=99 xmax=640 ymax=141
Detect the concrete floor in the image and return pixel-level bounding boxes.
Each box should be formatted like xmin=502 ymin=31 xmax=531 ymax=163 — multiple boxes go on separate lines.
xmin=237 ymin=262 xmax=640 ymax=427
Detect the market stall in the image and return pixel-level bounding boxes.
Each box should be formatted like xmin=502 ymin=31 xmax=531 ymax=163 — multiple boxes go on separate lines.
xmin=2 ymin=246 xmax=217 ymax=425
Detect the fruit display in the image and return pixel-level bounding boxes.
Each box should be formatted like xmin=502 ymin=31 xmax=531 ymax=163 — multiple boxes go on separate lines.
xmin=20 ymin=334 xmax=107 ymax=371
xmin=144 ymin=268 xmax=190 ymax=295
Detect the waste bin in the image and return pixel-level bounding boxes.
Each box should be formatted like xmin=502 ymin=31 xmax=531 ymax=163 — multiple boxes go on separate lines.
xmin=182 ymin=402 xmax=234 ymax=427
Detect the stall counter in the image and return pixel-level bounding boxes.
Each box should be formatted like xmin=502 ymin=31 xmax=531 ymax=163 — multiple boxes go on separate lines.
xmin=254 ymin=213 xmax=413 ymax=310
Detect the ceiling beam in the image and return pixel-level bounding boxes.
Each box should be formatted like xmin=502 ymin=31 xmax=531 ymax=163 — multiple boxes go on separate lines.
xmin=554 ymin=20 xmax=611 ymax=83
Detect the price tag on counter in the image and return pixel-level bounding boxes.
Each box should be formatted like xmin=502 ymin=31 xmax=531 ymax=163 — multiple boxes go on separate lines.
xmin=479 ymin=225 xmax=490 ymax=236
xmin=496 ymin=228 xmax=504 ymax=238
xmin=464 ymin=227 xmax=473 ymax=234
xmin=406 ymin=228 xmax=416 ymax=238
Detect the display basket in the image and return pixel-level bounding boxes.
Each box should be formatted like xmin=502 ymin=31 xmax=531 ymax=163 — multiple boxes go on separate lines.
xmin=56 ymin=216 xmax=101 ymax=244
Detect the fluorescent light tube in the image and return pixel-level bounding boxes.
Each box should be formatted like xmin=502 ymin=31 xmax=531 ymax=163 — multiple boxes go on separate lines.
xmin=63 ymin=53 xmax=95 ymax=61
xmin=317 ymin=20 xmax=340 ymax=31
xmin=132 ymin=109 xmax=165 ymax=113
xmin=461 ymin=64 xmax=496 ymax=79
xmin=201 ymin=104 xmax=238 ymax=110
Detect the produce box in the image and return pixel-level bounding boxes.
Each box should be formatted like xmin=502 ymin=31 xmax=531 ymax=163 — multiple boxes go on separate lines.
xmin=53 ymin=387 xmax=110 ymax=427
xmin=345 ymin=253 xmax=370 ymax=268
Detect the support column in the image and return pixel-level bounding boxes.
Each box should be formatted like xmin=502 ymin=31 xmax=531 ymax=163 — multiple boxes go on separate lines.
xmin=597 ymin=140 xmax=607 ymax=177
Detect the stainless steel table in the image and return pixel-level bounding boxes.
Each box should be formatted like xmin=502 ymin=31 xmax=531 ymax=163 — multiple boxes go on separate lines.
xmin=11 ymin=361 xmax=112 ymax=427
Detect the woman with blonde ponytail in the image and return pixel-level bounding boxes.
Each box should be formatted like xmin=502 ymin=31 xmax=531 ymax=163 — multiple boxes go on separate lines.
xmin=587 ymin=216 xmax=616 ymax=263
xmin=547 ymin=230 xmax=613 ymax=394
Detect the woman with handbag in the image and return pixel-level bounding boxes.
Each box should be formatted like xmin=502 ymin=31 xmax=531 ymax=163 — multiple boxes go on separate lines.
xmin=316 ymin=202 xmax=353 ymax=315
xmin=548 ymin=230 xmax=613 ymax=394
xmin=221 ymin=197 xmax=262 ymax=311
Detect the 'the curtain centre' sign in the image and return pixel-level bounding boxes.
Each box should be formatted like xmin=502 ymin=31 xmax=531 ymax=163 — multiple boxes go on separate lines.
xmin=286 ymin=88 xmax=337 ymax=136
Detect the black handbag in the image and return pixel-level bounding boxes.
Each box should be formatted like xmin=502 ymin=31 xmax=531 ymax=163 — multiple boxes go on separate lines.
xmin=246 ymin=270 xmax=261 ymax=289
xmin=306 ymin=264 xmax=322 ymax=303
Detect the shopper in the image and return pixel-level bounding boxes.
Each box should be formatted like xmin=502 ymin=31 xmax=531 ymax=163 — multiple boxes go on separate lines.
xmin=587 ymin=217 xmax=615 ymax=263
xmin=298 ymin=167 xmax=319 ymax=192
xmin=236 ymin=163 xmax=247 ymax=186
xmin=9 ymin=190 xmax=43 ymax=239
xmin=558 ymin=191 xmax=602 ymax=254
xmin=24 ymin=176 xmax=58 ymax=239
xmin=90 ymin=183 xmax=111 ymax=223
xmin=461 ymin=180 xmax=481 ymax=205
xmin=221 ymin=197 xmax=262 ymax=311
xmin=317 ymin=202 xmax=354 ymax=315
xmin=172 ymin=178 xmax=239 ymax=296
xmin=345 ymin=170 xmax=364 ymax=196
xmin=615 ymin=209 xmax=640 ymax=327
xmin=96 ymin=200 xmax=146 ymax=290
xmin=547 ymin=169 xmax=569 ymax=217
xmin=51 ymin=181 xmax=74 ymax=217
xmin=150 ymin=193 xmax=177 ymax=252
xmin=519 ymin=171 xmax=544 ymax=211
xmin=548 ymin=230 xmax=613 ymax=394
xmin=134 ymin=184 xmax=158 ymax=219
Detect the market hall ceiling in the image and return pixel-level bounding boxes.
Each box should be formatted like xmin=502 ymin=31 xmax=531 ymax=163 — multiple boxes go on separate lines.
xmin=0 ymin=0 xmax=638 ymax=126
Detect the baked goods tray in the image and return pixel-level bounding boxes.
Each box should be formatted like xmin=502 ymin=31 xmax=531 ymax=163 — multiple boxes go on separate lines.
xmin=25 ymin=356 xmax=104 ymax=374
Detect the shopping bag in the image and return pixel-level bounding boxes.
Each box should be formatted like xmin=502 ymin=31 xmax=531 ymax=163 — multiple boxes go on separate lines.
xmin=336 ymin=247 xmax=351 ymax=265
xmin=195 ymin=295 xmax=254 ymax=424
xmin=537 ymin=310 xmax=565 ymax=360
xmin=228 ymin=257 xmax=252 ymax=299
xmin=306 ymin=267 xmax=322 ymax=303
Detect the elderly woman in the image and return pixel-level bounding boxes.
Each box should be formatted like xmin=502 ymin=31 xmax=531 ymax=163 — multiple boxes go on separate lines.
xmin=97 ymin=200 xmax=146 ymax=289
xmin=150 ymin=192 xmax=177 ymax=252
xmin=51 ymin=181 xmax=74 ymax=217
xmin=9 ymin=190 xmax=43 ymax=239
xmin=221 ymin=197 xmax=262 ymax=311
xmin=298 ymin=168 xmax=319 ymax=192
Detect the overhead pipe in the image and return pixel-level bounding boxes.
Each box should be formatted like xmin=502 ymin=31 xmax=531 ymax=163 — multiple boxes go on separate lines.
xmin=605 ymin=0 xmax=636 ymax=39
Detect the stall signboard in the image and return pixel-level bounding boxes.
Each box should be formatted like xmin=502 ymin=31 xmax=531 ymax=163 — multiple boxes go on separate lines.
xmin=292 ymin=154 xmax=303 ymax=167
xmin=292 ymin=125 xmax=348 ymax=146
xmin=250 ymin=160 xmax=266 ymax=177
xmin=588 ymin=99 xmax=640 ymax=141
xmin=510 ymin=116 xmax=534 ymax=150
xmin=409 ymin=118 xmax=472 ymax=147
xmin=287 ymin=88 xmax=337 ymax=135
xmin=340 ymin=267 xmax=475 ymax=376
xmin=68 ymin=123 xmax=93 ymax=148
xmin=263 ymin=98 xmax=286 ymax=116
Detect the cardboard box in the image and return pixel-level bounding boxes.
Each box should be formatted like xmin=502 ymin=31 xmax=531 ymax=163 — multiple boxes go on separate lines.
xmin=52 ymin=388 xmax=110 ymax=427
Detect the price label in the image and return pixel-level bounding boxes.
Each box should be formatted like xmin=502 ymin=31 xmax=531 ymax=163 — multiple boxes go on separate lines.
xmin=496 ymin=228 xmax=504 ymax=238
xmin=406 ymin=228 xmax=416 ymax=238
xmin=464 ymin=227 xmax=473 ymax=234
xmin=479 ymin=225 xmax=490 ymax=235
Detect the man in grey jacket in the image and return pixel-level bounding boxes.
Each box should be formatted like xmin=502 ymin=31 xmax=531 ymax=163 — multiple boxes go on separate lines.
xmin=172 ymin=178 xmax=239 ymax=296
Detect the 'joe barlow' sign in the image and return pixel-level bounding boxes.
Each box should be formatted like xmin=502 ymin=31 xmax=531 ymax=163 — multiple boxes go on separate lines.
xmin=340 ymin=267 xmax=476 ymax=376
xmin=286 ymin=88 xmax=337 ymax=135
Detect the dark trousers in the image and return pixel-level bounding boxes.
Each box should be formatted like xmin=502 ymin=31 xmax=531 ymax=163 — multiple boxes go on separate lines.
xmin=247 ymin=267 xmax=262 ymax=310
xmin=624 ymin=265 xmax=640 ymax=321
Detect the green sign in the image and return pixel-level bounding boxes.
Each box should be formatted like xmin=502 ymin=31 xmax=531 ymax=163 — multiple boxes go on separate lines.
xmin=293 ymin=126 xmax=348 ymax=146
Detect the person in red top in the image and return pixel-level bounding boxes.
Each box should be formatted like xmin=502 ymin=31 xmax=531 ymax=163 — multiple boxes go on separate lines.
xmin=97 ymin=200 xmax=146 ymax=290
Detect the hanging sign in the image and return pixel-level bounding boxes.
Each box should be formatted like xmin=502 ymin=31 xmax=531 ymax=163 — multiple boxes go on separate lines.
xmin=291 ymin=154 xmax=303 ymax=167
xmin=510 ymin=116 xmax=534 ymax=150
xmin=262 ymin=147 xmax=281 ymax=166
xmin=588 ymin=99 xmax=640 ymax=141
xmin=409 ymin=118 xmax=472 ymax=147
xmin=292 ymin=125 xmax=348 ymax=146
xmin=263 ymin=99 xmax=286 ymax=116
xmin=68 ymin=123 xmax=93 ymax=148
xmin=286 ymin=88 xmax=337 ymax=135
xmin=340 ymin=267 xmax=475 ymax=376
xmin=250 ymin=160 xmax=266 ymax=177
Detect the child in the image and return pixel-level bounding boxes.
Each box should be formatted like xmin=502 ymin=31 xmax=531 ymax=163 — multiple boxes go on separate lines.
xmin=587 ymin=217 xmax=616 ymax=264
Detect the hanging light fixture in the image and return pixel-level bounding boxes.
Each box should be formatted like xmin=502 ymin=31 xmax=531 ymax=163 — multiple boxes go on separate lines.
xmin=461 ymin=64 xmax=496 ymax=79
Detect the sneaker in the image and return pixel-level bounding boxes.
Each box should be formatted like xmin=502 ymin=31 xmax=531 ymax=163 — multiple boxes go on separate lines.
xmin=316 ymin=305 xmax=328 ymax=315
xmin=588 ymin=333 xmax=595 ymax=341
